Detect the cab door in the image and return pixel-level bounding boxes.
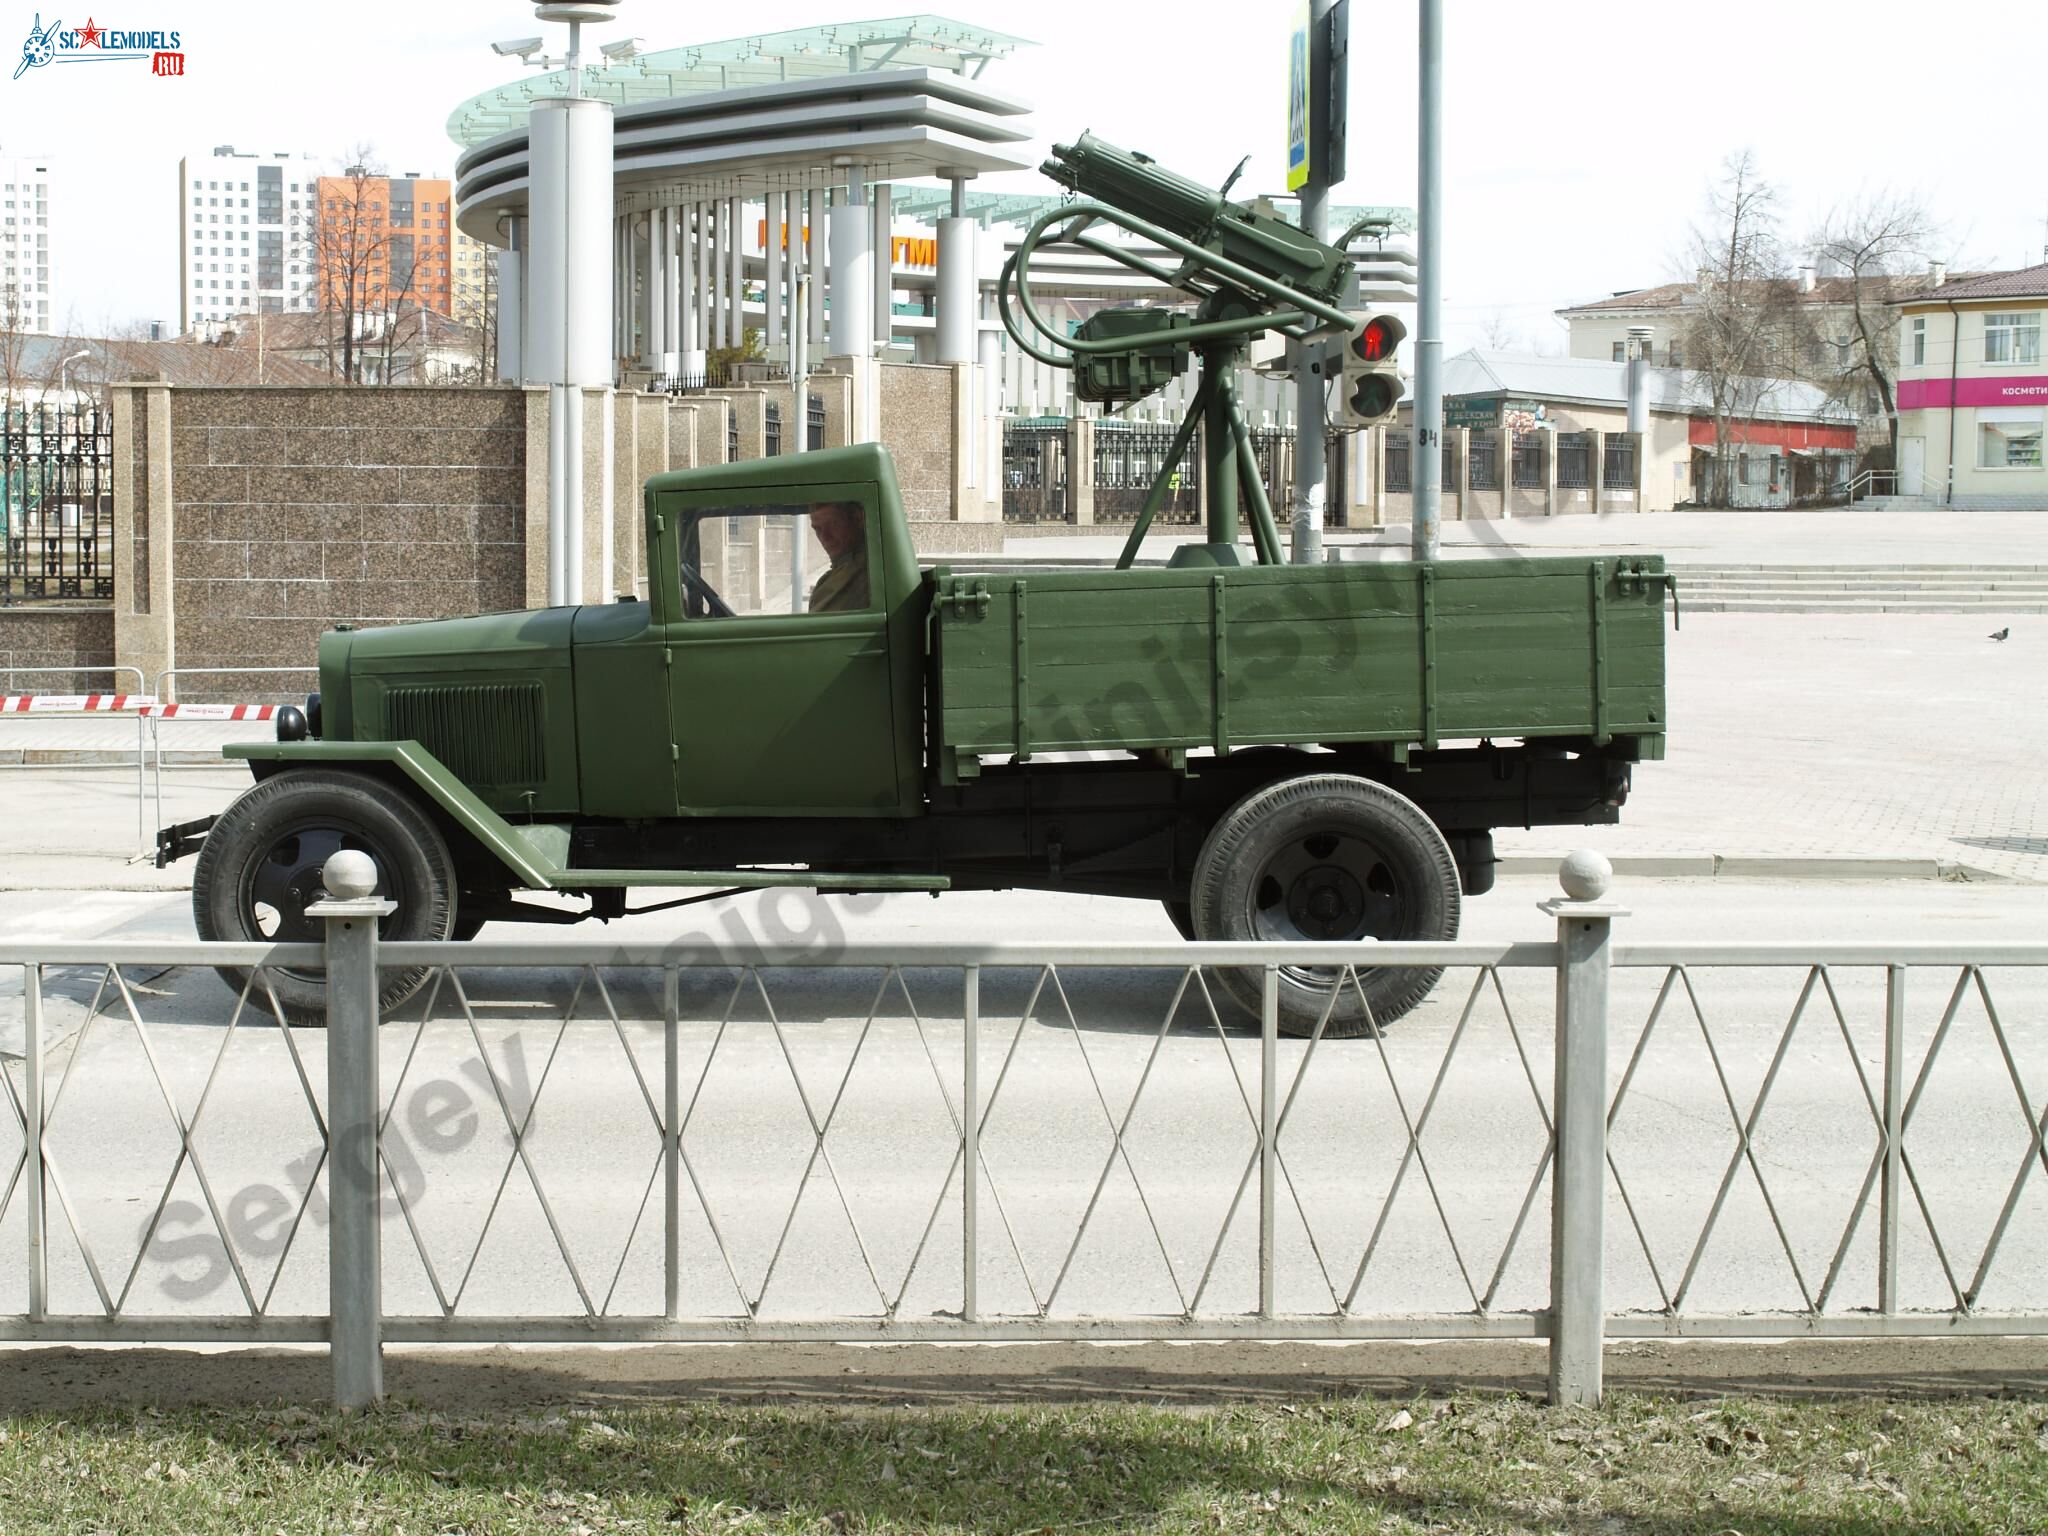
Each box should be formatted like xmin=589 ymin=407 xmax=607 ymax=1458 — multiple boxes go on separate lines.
xmin=654 ymin=481 xmax=904 ymax=817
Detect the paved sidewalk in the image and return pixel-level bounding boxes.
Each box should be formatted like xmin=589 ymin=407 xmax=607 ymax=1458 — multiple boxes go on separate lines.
xmin=1486 ymin=611 xmax=2046 ymax=883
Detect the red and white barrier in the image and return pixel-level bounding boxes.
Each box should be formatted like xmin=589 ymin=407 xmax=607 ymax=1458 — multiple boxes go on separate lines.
xmin=139 ymin=702 xmax=278 ymax=721
xmin=1 ymin=694 xmax=276 ymax=720
xmin=0 ymin=693 xmax=158 ymax=714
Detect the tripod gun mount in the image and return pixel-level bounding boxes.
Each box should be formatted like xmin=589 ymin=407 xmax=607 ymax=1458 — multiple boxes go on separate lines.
xmin=1000 ymin=132 xmax=1361 ymax=569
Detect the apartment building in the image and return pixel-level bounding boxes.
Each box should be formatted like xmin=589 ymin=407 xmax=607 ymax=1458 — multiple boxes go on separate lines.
xmin=313 ymin=172 xmax=458 ymax=319
xmin=1 ymin=155 xmax=54 ymax=333
xmin=179 ymin=146 xmax=322 ymax=334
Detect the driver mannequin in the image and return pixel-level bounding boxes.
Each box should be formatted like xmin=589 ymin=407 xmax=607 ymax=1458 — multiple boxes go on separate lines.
xmin=807 ymin=501 xmax=869 ymax=613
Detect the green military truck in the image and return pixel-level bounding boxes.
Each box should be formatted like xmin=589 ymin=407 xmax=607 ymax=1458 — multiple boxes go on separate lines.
xmin=158 ymin=133 xmax=1671 ymax=1035
xmin=162 ymin=441 xmax=1668 ymax=1033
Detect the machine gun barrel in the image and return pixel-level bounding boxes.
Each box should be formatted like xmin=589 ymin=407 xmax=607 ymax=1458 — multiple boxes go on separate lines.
xmin=1041 ymin=131 xmax=1351 ymax=303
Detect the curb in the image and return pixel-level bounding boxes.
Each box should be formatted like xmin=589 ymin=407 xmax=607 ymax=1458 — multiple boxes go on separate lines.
xmin=1496 ymin=854 xmax=2015 ymax=883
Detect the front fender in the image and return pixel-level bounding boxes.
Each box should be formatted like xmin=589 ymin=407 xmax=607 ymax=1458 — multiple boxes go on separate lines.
xmin=224 ymin=740 xmax=562 ymax=887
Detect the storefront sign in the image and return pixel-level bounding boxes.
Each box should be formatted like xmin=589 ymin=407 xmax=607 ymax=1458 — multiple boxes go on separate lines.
xmin=1445 ymin=397 xmax=1500 ymax=428
xmin=1896 ymin=376 xmax=2048 ymax=410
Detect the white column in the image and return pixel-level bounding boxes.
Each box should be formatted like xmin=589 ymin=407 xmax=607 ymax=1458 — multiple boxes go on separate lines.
xmin=711 ymin=199 xmax=727 ymax=351
xmin=692 ymin=202 xmax=708 ymax=374
xmin=495 ymin=223 xmax=523 ymax=383
xmin=807 ymin=187 xmax=826 ymax=351
xmin=766 ymin=191 xmax=784 ymax=351
xmin=828 ymin=182 xmax=872 ymax=359
xmin=936 ymin=182 xmax=977 ymax=365
xmin=645 ymin=207 xmax=668 ymax=370
xmin=728 ymin=195 xmax=744 ymax=352
xmin=678 ymin=203 xmax=696 ymax=359
xmin=526 ymin=96 xmax=613 ymax=608
xmin=871 ymin=182 xmax=893 ymax=352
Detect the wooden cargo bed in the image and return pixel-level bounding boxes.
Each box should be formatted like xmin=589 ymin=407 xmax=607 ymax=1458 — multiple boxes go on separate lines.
xmin=927 ymin=556 xmax=1670 ymax=780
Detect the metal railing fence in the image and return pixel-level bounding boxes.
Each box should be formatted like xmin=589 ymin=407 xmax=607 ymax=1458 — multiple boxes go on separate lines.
xmin=1555 ymin=432 xmax=1591 ymax=490
xmin=1002 ymin=422 xmax=1071 ymax=523
xmin=1091 ymin=421 xmax=1203 ymax=525
xmin=4 ymin=860 xmax=2045 ymax=1409
xmin=2 ymin=402 xmax=115 ymax=605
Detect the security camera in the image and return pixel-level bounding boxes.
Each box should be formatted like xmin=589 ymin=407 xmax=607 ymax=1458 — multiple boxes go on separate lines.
xmin=492 ymin=36 xmax=545 ymax=58
xmin=598 ymin=36 xmax=643 ymax=61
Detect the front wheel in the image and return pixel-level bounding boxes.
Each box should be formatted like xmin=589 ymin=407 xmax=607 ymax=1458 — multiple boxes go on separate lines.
xmin=1190 ymin=773 xmax=1460 ymax=1037
xmin=192 ymin=769 xmax=458 ymax=1025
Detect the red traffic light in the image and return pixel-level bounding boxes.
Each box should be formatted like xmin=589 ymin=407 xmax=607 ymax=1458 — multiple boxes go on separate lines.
xmin=1353 ymin=316 xmax=1400 ymax=363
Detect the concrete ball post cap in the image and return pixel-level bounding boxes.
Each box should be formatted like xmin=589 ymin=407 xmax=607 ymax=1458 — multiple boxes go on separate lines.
xmin=1557 ymin=849 xmax=1612 ymax=903
xmin=321 ymin=850 xmax=380 ymax=902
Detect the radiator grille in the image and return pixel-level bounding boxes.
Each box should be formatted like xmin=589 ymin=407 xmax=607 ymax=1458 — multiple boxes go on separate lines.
xmin=385 ymin=681 xmax=546 ymax=786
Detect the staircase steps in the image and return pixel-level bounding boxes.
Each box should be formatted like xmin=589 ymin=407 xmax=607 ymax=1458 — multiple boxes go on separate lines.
xmin=1672 ymin=563 xmax=2048 ymax=614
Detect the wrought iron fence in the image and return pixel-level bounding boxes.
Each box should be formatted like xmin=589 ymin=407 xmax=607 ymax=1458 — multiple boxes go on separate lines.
xmin=1469 ymin=433 xmax=1500 ymax=492
xmin=1249 ymin=426 xmax=1294 ymax=524
xmin=1002 ymin=421 xmax=1071 ymax=523
xmin=1093 ymin=421 xmax=1204 ymax=525
xmin=8 ymin=866 xmax=2041 ymax=1408
xmin=1511 ymin=430 xmax=1545 ymax=489
xmin=1384 ymin=430 xmax=1411 ymax=494
xmin=2 ymin=402 xmax=114 ymax=604
xmin=1556 ymin=432 xmax=1591 ymax=490
xmin=1603 ymin=432 xmax=1637 ymax=493
xmin=652 ymin=359 xmax=793 ymax=396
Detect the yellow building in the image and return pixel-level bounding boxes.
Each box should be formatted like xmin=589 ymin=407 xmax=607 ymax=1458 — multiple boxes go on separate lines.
xmin=1892 ymin=264 xmax=2048 ymax=505
xmin=450 ymin=226 xmax=492 ymax=329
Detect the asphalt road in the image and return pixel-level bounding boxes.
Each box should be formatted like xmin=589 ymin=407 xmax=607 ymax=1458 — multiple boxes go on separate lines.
xmin=6 ymin=875 xmax=2045 ymax=1330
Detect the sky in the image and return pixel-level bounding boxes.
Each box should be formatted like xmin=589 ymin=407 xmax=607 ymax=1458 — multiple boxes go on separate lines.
xmin=6 ymin=0 xmax=2046 ymax=348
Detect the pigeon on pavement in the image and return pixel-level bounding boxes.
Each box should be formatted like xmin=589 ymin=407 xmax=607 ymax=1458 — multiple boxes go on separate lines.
xmin=1989 ymin=628 xmax=2010 ymax=641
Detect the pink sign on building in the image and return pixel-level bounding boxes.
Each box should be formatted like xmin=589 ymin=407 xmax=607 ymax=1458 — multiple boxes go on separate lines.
xmin=1897 ymin=376 xmax=2048 ymax=410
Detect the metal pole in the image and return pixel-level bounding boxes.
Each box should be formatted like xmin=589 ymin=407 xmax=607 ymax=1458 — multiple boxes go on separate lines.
xmin=1880 ymin=964 xmax=1906 ymax=1315
xmin=314 ymin=850 xmax=396 ymax=1410
xmin=24 ymin=964 xmax=45 ymax=1323
xmin=1412 ymin=0 xmax=1443 ymax=561
xmin=791 ymin=273 xmax=809 ymax=609
xmin=1259 ymin=965 xmax=1278 ymax=1318
xmin=1543 ymin=851 xmax=1623 ymax=1408
xmin=962 ymin=963 xmax=980 ymax=1323
xmin=1291 ymin=0 xmax=1336 ymax=565
xmin=664 ymin=964 xmax=680 ymax=1321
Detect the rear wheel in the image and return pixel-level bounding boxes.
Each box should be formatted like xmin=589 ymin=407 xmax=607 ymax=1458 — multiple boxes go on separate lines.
xmin=1190 ymin=773 xmax=1459 ymax=1037
xmin=192 ymin=769 xmax=458 ymax=1025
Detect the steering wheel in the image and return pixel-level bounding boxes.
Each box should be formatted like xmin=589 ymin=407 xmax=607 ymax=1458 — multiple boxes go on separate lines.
xmin=680 ymin=562 xmax=736 ymax=620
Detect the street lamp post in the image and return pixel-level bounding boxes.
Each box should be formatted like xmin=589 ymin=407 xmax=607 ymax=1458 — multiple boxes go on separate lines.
xmin=56 ymin=348 xmax=90 ymax=409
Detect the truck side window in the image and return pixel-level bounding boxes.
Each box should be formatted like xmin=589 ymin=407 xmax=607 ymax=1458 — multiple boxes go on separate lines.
xmin=676 ymin=501 xmax=872 ymax=619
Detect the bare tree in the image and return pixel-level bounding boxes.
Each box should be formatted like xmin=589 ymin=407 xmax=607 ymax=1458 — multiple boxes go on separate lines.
xmin=0 ymin=282 xmax=35 ymax=413
xmin=1811 ymin=190 xmax=1941 ymax=467
xmin=312 ymin=147 xmax=390 ymax=384
xmin=1477 ymin=307 xmax=1521 ymax=351
xmin=1679 ymin=151 xmax=1799 ymax=505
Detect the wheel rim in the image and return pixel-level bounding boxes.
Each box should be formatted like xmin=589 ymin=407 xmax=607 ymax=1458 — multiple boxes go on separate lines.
xmin=238 ymin=821 xmax=397 ymax=974
xmin=1244 ymin=825 xmax=1412 ymax=987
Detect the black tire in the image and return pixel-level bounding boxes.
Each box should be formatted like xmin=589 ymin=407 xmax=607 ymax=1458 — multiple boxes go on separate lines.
xmin=192 ymin=768 xmax=458 ymax=1026
xmin=1190 ymin=772 xmax=1460 ymax=1038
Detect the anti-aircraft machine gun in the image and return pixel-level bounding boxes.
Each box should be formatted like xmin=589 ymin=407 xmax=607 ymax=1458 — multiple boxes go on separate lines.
xmin=1002 ymin=132 xmax=1372 ymax=568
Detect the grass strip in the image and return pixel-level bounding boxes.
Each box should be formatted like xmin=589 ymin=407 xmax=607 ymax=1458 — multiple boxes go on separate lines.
xmin=0 ymin=1391 xmax=2042 ymax=1534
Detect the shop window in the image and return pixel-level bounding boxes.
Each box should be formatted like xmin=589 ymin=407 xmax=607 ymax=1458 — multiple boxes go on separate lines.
xmin=1978 ymin=411 xmax=2044 ymax=469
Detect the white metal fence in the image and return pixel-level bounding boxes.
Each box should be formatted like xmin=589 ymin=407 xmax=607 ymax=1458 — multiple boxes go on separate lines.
xmin=2 ymin=860 xmax=2045 ymax=1409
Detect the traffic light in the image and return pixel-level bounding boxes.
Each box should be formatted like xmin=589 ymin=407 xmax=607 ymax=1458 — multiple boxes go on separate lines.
xmin=1338 ymin=311 xmax=1407 ymax=428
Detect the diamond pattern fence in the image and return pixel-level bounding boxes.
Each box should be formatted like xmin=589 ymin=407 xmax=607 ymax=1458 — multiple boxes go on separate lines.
xmin=2 ymin=921 xmax=2045 ymax=1401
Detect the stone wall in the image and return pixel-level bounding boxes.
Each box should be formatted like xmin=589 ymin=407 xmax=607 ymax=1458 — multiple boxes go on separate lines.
xmin=163 ymin=388 xmax=528 ymax=698
xmin=878 ymin=363 xmax=955 ymax=522
xmin=0 ymin=607 xmax=116 ymax=689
